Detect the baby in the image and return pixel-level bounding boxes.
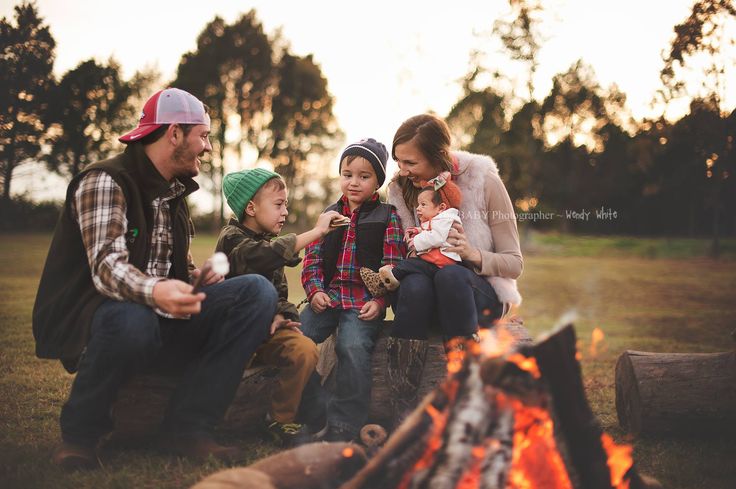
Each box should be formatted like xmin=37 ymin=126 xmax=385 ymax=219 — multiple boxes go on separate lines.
xmin=361 ymin=172 xmax=462 ymax=295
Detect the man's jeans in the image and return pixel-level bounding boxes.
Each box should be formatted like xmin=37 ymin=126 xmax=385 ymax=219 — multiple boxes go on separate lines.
xmin=60 ymin=275 xmax=277 ymax=446
xmin=390 ymin=264 xmax=502 ymax=340
xmin=299 ymin=307 xmax=383 ymax=436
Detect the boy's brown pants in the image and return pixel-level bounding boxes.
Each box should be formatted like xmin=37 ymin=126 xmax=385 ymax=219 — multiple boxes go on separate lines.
xmin=251 ymin=328 xmax=319 ymax=423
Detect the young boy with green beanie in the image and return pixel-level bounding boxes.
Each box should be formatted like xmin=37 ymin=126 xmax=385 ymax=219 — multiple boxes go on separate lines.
xmin=215 ymin=167 xmax=341 ymax=446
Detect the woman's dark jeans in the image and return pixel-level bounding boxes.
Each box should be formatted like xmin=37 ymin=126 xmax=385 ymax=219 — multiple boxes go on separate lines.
xmin=390 ymin=264 xmax=502 ymax=340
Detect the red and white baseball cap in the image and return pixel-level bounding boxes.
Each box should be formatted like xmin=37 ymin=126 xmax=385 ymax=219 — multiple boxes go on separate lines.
xmin=119 ymin=88 xmax=210 ymax=143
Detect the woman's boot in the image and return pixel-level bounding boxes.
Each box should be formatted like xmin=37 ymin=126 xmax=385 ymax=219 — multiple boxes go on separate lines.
xmin=386 ymin=337 xmax=428 ymax=430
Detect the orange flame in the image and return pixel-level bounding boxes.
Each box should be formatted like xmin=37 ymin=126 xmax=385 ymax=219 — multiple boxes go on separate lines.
xmin=479 ymin=326 xmax=516 ymax=358
xmin=342 ymin=447 xmax=354 ymax=458
xmin=589 ymin=327 xmax=606 ymax=357
xmin=455 ymin=445 xmax=486 ymax=489
xmin=601 ymin=433 xmax=633 ymax=489
xmin=396 ymin=403 xmax=449 ymax=489
xmin=509 ymin=396 xmax=574 ymax=489
xmin=507 ymin=353 xmax=541 ymax=378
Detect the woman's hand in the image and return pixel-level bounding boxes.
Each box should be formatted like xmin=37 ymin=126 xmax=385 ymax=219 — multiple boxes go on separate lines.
xmin=445 ymin=222 xmax=482 ymax=267
xmin=358 ymin=300 xmax=382 ymax=321
xmin=310 ymin=291 xmax=331 ymax=313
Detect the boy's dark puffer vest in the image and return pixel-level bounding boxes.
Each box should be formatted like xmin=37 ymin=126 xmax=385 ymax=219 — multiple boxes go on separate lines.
xmin=32 ymin=144 xmax=198 ymax=373
xmin=321 ymin=197 xmax=393 ymax=286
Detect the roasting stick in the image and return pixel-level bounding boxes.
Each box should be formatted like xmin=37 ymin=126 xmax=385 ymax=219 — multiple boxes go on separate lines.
xmin=191 ymin=252 xmax=230 ymax=294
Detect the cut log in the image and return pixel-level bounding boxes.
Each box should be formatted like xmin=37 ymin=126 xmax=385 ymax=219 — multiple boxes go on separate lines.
xmin=112 ymin=365 xmax=279 ymax=439
xmin=191 ymin=442 xmax=367 ymax=489
xmin=111 ymin=320 xmax=531 ymax=438
xmin=615 ymin=350 xmax=736 ymax=435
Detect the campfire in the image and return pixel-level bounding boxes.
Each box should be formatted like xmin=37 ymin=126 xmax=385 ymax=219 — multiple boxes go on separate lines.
xmin=194 ymin=324 xmax=658 ymax=489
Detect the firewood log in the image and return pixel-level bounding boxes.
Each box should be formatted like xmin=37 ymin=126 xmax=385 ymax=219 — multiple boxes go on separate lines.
xmin=111 ymin=365 xmax=278 ymax=439
xmin=191 ymin=442 xmax=367 ymax=489
xmin=615 ymin=350 xmax=736 ymax=435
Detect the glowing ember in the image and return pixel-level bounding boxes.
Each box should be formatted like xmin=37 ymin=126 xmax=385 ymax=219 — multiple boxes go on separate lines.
xmin=601 ymin=433 xmax=634 ymax=489
xmin=342 ymin=447 xmax=355 ymax=458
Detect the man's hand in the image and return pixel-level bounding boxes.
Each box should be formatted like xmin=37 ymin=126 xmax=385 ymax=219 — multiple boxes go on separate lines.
xmin=310 ymin=291 xmax=331 ymax=313
xmin=191 ymin=266 xmax=225 ymax=288
xmin=270 ymin=313 xmax=302 ymax=335
xmin=358 ymin=300 xmax=381 ymax=321
xmin=152 ymin=279 xmax=205 ymax=317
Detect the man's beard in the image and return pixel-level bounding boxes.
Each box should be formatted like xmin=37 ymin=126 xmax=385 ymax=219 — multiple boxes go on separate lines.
xmin=172 ymin=141 xmax=199 ymax=179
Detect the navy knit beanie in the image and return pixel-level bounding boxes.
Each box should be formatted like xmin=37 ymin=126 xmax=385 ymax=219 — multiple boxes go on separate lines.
xmin=339 ymin=138 xmax=389 ymax=186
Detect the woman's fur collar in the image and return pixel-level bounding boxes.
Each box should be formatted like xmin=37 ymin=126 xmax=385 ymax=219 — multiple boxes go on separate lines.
xmin=387 ymin=150 xmax=521 ymax=305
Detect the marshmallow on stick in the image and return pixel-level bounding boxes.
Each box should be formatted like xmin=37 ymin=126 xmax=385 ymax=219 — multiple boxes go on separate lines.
xmin=192 ymin=252 xmax=230 ymax=293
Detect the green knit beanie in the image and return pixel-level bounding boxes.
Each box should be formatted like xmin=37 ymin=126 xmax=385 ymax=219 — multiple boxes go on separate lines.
xmin=223 ymin=168 xmax=281 ymax=219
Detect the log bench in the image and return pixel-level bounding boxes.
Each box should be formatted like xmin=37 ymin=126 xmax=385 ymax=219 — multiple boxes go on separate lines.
xmin=111 ymin=320 xmax=531 ymax=438
xmin=615 ymin=349 xmax=736 ymax=435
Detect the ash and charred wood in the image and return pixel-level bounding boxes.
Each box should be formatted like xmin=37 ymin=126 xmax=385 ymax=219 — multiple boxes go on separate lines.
xmin=421 ymin=361 xmax=493 ymax=489
xmin=533 ymin=324 xmax=616 ymax=489
xmin=479 ymin=404 xmax=515 ymax=489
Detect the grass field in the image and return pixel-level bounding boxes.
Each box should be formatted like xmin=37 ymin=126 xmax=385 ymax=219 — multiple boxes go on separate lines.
xmin=1 ymin=232 xmax=735 ymax=488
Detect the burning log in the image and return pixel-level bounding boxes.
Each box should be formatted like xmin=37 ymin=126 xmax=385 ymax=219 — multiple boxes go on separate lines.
xmin=191 ymin=442 xmax=367 ymax=489
xmin=615 ymin=349 xmax=736 ymax=435
xmin=337 ymin=324 xmax=654 ymax=489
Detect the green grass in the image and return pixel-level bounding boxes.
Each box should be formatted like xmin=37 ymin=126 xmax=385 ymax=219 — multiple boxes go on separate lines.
xmin=1 ymin=232 xmax=735 ymax=488
xmin=523 ymin=230 xmax=736 ymax=260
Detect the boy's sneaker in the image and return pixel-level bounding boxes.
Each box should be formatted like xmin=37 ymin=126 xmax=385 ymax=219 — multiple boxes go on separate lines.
xmin=264 ymin=414 xmax=313 ymax=447
xmin=359 ymin=267 xmax=388 ymax=297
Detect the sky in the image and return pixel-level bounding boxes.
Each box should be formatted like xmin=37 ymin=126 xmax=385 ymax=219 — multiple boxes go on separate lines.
xmin=2 ymin=0 xmax=727 ymax=206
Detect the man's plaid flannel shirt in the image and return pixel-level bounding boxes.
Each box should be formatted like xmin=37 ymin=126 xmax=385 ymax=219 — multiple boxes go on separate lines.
xmin=72 ymin=170 xmax=194 ymax=317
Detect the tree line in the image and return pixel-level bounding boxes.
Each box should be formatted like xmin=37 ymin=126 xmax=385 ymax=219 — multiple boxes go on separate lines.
xmin=1 ymin=1 xmax=734 ymax=249
xmin=0 ymin=2 xmax=341 ymax=229
xmin=445 ymin=0 xmax=735 ymax=254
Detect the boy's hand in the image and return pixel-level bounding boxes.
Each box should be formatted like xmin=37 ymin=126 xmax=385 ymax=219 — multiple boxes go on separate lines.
xmin=316 ymin=210 xmax=344 ymax=235
xmin=358 ymin=300 xmax=382 ymax=321
xmin=404 ymin=227 xmax=419 ymax=243
xmin=153 ymin=279 xmax=206 ymax=317
xmin=270 ymin=313 xmax=302 ymax=335
xmin=310 ymin=291 xmax=331 ymax=313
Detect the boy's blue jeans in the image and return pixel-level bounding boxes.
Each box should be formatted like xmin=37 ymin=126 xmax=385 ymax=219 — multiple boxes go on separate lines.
xmin=299 ymin=306 xmax=383 ymax=436
xmin=60 ymin=275 xmax=277 ymax=447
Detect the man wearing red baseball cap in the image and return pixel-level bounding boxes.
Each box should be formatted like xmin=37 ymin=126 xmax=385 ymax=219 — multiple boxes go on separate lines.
xmin=33 ymin=88 xmax=277 ymax=468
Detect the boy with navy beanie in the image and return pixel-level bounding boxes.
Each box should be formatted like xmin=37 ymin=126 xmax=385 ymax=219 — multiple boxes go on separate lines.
xmin=215 ymin=168 xmax=341 ymax=446
xmin=300 ymin=138 xmax=406 ymax=442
